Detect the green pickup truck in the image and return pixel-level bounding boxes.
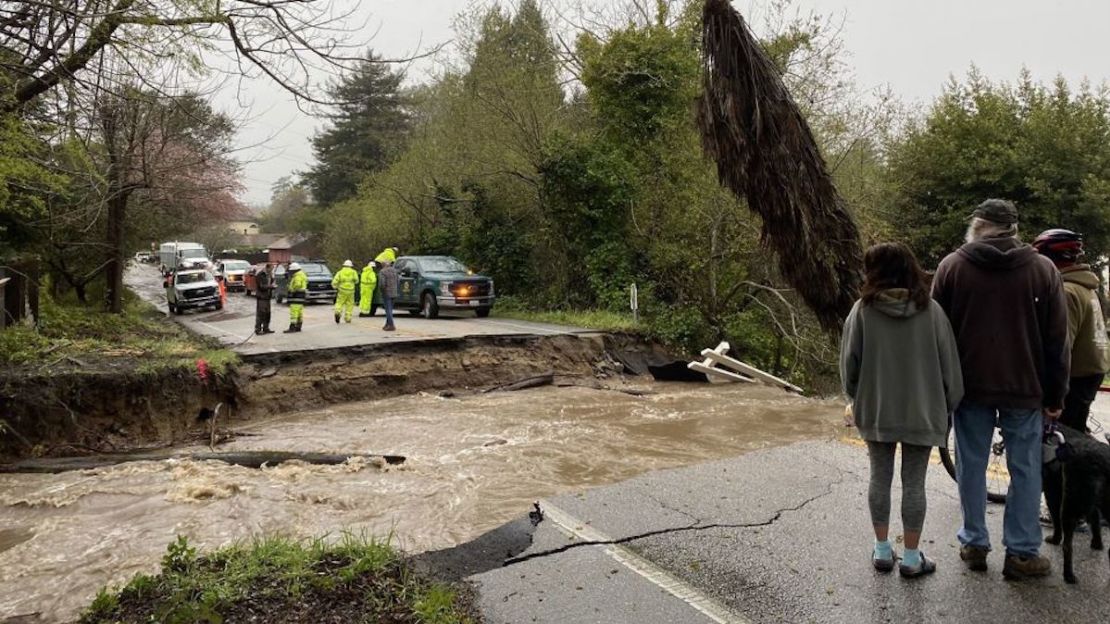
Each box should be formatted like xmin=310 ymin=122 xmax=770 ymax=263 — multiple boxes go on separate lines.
xmin=373 ymin=255 xmax=495 ymax=319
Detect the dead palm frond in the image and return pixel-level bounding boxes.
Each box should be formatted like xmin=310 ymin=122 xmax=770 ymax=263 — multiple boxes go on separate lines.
xmin=697 ymin=0 xmax=863 ymax=333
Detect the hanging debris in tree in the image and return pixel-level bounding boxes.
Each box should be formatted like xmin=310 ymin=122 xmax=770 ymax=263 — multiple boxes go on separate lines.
xmin=697 ymin=0 xmax=863 ymax=333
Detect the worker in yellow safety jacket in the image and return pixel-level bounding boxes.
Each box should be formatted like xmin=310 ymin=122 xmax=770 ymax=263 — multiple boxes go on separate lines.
xmin=374 ymin=246 xmax=399 ymax=265
xmin=284 ymin=262 xmax=308 ymax=333
xmin=332 ymin=259 xmax=360 ymax=324
xmin=359 ymin=260 xmax=379 ymax=317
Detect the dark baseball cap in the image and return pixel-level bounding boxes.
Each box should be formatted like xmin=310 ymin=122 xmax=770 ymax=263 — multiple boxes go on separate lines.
xmin=970 ymin=199 xmax=1018 ymax=224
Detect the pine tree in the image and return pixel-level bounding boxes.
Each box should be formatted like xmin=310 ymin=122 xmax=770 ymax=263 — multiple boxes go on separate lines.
xmin=305 ymin=51 xmax=412 ymax=207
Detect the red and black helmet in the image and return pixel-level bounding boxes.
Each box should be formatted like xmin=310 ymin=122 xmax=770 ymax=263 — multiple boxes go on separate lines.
xmin=1032 ymin=229 xmax=1084 ymax=263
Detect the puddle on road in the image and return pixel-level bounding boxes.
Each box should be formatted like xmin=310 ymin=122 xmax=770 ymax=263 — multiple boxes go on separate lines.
xmin=0 ymin=382 xmax=846 ymax=621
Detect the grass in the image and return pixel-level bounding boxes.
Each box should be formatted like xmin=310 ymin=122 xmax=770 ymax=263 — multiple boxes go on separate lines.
xmin=493 ymin=303 xmax=642 ymax=333
xmin=80 ymin=535 xmax=478 ymax=624
xmin=0 ymin=292 xmax=237 ymax=375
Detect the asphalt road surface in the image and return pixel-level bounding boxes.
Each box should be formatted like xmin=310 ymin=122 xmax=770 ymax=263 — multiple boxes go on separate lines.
xmin=124 ymin=263 xmax=592 ymax=355
xmin=472 ymin=432 xmax=1110 ymax=624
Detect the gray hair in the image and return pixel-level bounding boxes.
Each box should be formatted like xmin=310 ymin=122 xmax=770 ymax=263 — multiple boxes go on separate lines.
xmin=965 ymin=217 xmax=1018 ymax=243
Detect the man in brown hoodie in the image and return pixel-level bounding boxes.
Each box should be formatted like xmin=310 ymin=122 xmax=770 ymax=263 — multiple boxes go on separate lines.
xmin=1033 ymin=229 xmax=1109 ymax=432
xmin=932 ymin=199 xmax=1069 ymax=580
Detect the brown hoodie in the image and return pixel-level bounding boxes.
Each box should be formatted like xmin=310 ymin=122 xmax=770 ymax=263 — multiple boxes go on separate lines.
xmin=1060 ymin=264 xmax=1110 ymax=377
xmin=932 ymin=237 xmax=1069 ymax=409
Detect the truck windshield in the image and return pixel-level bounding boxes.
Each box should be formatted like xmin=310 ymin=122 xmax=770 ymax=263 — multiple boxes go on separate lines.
xmin=301 ymin=264 xmax=331 ymax=276
xmin=421 ymin=258 xmax=469 ymax=273
xmin=223 ymin=261 xmax=250 ymax=270
xmin=176 ymin=272 xmax=212 ymax=285
xmin=181 ymin=249 xmax=207 ymax=259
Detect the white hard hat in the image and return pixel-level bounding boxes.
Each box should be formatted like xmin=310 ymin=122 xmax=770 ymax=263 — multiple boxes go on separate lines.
xmin=343 ymin=259 xmax=353 ymax=267
xmin=288 ymin=262 xmax=302 ymax=271
xmin=369 ymin=261 xmax=378 ymax=268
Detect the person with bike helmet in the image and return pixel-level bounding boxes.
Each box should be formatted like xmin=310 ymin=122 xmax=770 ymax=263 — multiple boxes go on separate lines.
xmin=1033 ymin=229 xmax=1109 ymax=432
xmin=840 ymin=242 xmax=964 ymax=578
xmin=932 ymin=199 xmax=1069 ymax=580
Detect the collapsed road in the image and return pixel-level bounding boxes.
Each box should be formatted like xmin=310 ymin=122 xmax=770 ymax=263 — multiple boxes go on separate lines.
xmin=1 ymin=263 xmax=850 ymax=623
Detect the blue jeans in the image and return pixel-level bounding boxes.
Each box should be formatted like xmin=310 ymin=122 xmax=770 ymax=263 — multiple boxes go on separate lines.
xmin=954 ymin=402 xmax=1043 ymax=557
xmin=384 ymin=296 xmax=394 ymax=327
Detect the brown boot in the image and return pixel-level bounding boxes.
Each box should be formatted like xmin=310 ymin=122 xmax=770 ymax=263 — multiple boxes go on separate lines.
xmin=1002 ymin=553 xmax=1051 ymax=580
xmin=959 ymin=545 xmax=989 ymax=572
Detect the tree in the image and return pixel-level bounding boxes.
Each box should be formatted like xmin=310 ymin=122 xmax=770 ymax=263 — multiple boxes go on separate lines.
xmin=260 ymin=176 xmax=315 ymax=234
xmin=0 ymin=1 xmax=364 ymax=116
xmin=304 ymin=51 xmax=412 ymax=207
xmin=888 ymin=69 xmax=1110 ymax=268
xmin=19 ymin=90 xmax=242 ymax=307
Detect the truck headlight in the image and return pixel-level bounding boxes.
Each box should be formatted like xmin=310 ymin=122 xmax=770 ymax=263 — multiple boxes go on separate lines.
xmin=440 ymin=283 xmax=451 ymax=296
xmin=489 ymin=280 xmax=495 ymax=296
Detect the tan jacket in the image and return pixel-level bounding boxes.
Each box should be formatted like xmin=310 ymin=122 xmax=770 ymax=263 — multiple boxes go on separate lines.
xmin=1060 ymin=265 xmax=1110 ymax=377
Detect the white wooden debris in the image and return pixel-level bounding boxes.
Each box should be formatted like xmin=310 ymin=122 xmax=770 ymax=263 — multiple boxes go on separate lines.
xmin=688 ymin=341 xmax=804 ymax=395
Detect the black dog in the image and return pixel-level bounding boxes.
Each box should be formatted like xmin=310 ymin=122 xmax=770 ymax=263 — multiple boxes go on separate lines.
xmin=1043 ymin=424 xmax=1110 ymax=584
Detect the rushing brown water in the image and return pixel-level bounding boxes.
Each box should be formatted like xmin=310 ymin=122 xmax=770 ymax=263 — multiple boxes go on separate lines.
xmin=1 ymin=382 xmax=845 ymax=621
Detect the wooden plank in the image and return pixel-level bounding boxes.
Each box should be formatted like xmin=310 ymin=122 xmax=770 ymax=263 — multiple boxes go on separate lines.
xmin=700 ymin=348 xmax=804 ymax=394
xmin=688 ymin=361 xmax=756 ymax=384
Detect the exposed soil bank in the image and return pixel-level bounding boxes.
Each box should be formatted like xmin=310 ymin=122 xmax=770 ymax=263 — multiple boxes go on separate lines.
xmin=0 ymin=365 xmax=238 ymax=461
xmin=236 ymin=332 xmax=666 ymax=415
xmin=0 ymin=332 xmax=674 ymax=463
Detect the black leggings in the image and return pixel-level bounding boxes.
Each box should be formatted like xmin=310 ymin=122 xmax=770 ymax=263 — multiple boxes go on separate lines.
xmin=866 ymin=441 xmax=932 ymax=533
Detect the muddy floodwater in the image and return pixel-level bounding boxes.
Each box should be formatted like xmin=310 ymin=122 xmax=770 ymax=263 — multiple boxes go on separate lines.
xmin=2 ymin=382 xmax=845 ymax=621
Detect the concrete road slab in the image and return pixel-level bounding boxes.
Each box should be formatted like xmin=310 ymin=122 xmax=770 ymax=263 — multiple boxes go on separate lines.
xmin=125 ymin=264 xmax=593 ymax=355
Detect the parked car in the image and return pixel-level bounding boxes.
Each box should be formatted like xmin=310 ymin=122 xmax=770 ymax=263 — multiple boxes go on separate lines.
xmin=274 ymin=261 xmax=337 ymax=304
xmin=214 ymin=259 xmax=251 ymax=292
xmin=165 ymin=269 xmax=222 ymax=315
xmin=388 ymin=256 xmax=495 ymax=319
xmin=133 ymin=251 xmax=155 ymax=263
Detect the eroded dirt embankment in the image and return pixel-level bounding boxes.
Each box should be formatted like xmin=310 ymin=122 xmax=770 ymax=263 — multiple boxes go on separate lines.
xmin=1 ymin=333 xmax=672 ymax=461
xmin=0 ymin=365 xmax=238 ymax=461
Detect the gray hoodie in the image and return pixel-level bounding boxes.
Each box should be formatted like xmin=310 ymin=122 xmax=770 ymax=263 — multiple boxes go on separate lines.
xmin=840 ymin=289 xmax=965 ymax=448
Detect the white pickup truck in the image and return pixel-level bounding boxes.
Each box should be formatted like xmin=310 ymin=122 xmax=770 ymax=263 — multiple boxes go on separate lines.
xmin=165 ymin=269 xmax=222 ymax=315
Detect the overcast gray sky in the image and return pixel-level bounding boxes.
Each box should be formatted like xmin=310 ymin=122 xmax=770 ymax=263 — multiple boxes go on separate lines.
xmin=220 ymin=0 xmax=1110 ymax=207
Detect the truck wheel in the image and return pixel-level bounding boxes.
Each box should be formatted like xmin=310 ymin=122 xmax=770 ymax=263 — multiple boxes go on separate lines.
xmin=215 ymin=301 xmax=223 ymax=311
xmin=421 ymin=292 xmax=439 ymax=319
xmin=476 ymin=307 xmax=491 ymax=318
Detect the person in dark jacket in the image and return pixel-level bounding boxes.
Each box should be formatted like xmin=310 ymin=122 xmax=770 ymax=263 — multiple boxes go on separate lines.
xmin=841 ymin=242 xmax=964 ymax=578
xmin=254 ymin=263 xmax=275 ymax=334
xmin=379 ymin=261 xmax=399 ymax=332
xmin=932 ymin=199 xmax=1069 ymax=580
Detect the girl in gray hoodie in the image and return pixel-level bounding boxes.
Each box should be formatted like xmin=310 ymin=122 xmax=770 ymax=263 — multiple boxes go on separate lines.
xmin=840 ymin=243 xmax=964 ymax=578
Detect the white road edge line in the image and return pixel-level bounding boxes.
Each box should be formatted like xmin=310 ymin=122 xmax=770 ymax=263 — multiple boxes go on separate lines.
xmin=539 ymin=499 xmax=751 ymax=624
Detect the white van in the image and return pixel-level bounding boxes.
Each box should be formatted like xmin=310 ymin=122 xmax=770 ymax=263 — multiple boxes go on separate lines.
xmin=158 ymin=242 xmax=209 ymax=275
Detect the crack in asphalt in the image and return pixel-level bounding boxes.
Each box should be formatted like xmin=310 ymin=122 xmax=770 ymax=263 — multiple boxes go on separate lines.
xmin=503 ymin=474 xmax=844 ymax=566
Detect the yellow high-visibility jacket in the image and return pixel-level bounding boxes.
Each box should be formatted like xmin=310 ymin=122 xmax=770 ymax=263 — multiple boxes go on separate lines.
xmin=374 ymin=248 xmax=397 ymax=264
xmin=332 ymin=266 xmax=359 ymax=292
xmin=287 ymin=270 xmax=308 ymax=303
xmin=360 ymin=266 xmax=378 ymax=290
